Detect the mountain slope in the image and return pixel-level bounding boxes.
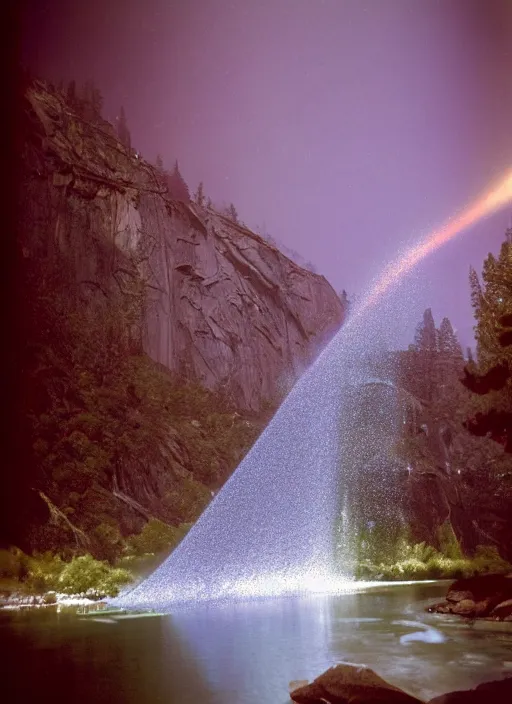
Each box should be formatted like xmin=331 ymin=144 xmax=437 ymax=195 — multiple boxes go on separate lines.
xmin=20 ymin=79 xmax=345 ymax=411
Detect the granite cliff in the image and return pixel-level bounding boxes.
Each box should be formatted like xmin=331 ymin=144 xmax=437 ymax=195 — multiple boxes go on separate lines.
xmin=6 ymin=78 xmax=344 ymax=554
xmin=20 ymin=79 xmax=344 ymax=412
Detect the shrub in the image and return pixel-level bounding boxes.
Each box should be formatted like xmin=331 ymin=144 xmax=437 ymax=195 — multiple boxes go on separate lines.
xmin=0 ymin=547 xmax=30 ymax=580
xmin=437 ymin=522 xmax=463 ymax=559
xmin=58 ymin=554 xmax=132 ymax=597
xmin=354 ymin=542 xmax=511 ymax=582
xmin=473 ymin=545 xmax=511 ymax=574
xmin=126 ymin=519 xmax=192 ymax=556
xmin=25 ymin=552 xmax=64 ymax=592
xmin=92 ymin=522 xmax=125 ymax=562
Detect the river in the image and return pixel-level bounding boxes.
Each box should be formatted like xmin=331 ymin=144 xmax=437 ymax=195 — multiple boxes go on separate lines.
xmin=3 ymin=582 xmax=511 ymax=703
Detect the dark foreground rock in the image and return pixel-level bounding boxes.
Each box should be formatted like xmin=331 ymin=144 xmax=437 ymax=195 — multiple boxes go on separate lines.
xmin=427 ymin=573 xmax=512 ymax=620
xmin=428 ymin=677 xmax=512 ymax=703
xmin=289 ymin=664 xmax=512 ymax=704
xmin=289 ymin=664 xmax=422 ymax=704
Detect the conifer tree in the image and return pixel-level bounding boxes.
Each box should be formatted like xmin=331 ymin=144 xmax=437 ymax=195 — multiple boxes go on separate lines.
xmin=81 ymin=81 xmax=103 ymax=121
xmin=227 ymin=203 xmax=238 ymax=223
xmin=412 ymin=308 xmax=438 ymax=402
xmin=66 ymin=80 xmax=77 ymax=106
xmin=463 ymin=229 xmax=512 ymax=451
xmin=165 ymin=161 xmax=190 ymax=202
xmin=438 ymin=318 xmax=463 ymax=359
xmin=155 ymin=154 xmax=164 ymax=171
xmin=194 ymin=181 xmax=205 ymax=207
xmin=437 ymin=317 xmax=463 ymax=391
xmin=414 ymin=308 xmax=438 ymax=352
xmin=117 ymin=106 xmax=132 ymax=151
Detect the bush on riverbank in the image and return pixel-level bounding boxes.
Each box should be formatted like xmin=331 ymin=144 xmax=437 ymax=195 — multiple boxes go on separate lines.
xmin=0 ymin=547 xmax=132 ymax=599
xmin=355 ymin=544 xmax=511 ymax=581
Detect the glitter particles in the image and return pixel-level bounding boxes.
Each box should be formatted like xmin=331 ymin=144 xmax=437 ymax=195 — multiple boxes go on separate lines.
xmin=112 ymin=170 xmax=512 ymax=611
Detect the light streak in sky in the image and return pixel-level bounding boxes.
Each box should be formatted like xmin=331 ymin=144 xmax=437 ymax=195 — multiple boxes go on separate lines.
xmin=352 ymin=169 xmax=512 ymax=321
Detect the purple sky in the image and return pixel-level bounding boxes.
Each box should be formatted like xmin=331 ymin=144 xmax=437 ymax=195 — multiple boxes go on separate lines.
xmin=21 ymin=0 xmax=512 ymax=348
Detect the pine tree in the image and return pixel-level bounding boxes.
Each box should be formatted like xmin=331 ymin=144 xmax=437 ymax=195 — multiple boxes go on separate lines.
xmin=412 ymin=308 xmax=438 ymax=402
xmin=117 ymin=106 xmax=131 ymax=151
xmin=226 ymin=203 xmax=238 ymax=223
xmin=206 ymin=197 xmax=213 ymax=209
xmin=463 ymin=231 xmax=512 ymax=451
xmin=438 ymin=318 xmax=463 ymax=359
xmin=155 ymin=154 xmax=164 ymax=171
xmin=194 ymin=181 xmax=205 ymax=207
xmin=165 ymin=161 xmax=190 ymax=202
xmin=80 ymin=81 xmax=103 ymax=122
xmin=339 ymin=289 xmax=350 ymax=314
xmin=91 ymin=85 xmax=103 ymax=118
xmin=414 ymin=308 xmax=438 ymax=352
xmin=437 ymin=317 xmax=463 ymax=391
xmin=66 ymin=80 xmax=77 ymax=106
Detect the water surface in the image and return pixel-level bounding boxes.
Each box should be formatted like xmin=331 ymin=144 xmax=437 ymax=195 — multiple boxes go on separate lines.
xmin=3 ymin=583 xmax=512 ymax=703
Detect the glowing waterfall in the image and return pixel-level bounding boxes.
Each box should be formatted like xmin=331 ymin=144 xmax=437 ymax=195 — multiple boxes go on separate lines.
xmin=113 ymin=170 xmax=512 ymax=610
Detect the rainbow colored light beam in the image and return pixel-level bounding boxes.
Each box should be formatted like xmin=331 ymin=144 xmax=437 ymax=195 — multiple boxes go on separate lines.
xmin=352 ymin=168 xmax=512 ymax=321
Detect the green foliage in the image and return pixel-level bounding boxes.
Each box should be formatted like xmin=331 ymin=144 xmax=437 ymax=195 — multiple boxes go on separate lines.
xmin=355 ymin=542 xmax=512 ymax=582
xmin=58 ymin=554 xmax=132 ymax=597
xmin=17 ymin=237 xmax=265 ymax=558
xmin=0 ymin=547 xmax=31 ymax=581
xmin=0 ymin=547 xmax=134 ymax=598
xmin=92 ymin=523 xmax=125 ymax=562
xmin=25 ymin=552 xmax=64 ymax=592
xmin=437 ymin=521 xmax=463 ymax=559
xmin=126 ymin=519 xmax=192 ymax=556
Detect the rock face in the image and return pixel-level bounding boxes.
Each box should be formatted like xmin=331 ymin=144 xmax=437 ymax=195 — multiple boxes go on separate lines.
xmin=19 ymin=80 xmax=344 ymax=411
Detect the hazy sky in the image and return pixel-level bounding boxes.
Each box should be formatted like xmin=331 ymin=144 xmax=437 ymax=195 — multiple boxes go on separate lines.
xmin=21 ymin=0 xmax=512 ymax=348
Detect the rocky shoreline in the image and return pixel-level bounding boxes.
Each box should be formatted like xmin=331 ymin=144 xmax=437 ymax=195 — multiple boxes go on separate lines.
xmin=0 ymin=590 xmax=107 ymax=610
xmin=427 ymin=573 xmax=512 ymax=621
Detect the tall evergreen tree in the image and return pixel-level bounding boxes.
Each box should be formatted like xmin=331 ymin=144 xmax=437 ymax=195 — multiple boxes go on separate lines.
xmin=80 ymin=81 xmax=103 ymax=121
xmin=117 ymin=106 xmax=131 ymax=151
xmin=414 ymin=308 xmax=438 ymax=352
xmin=165 ymin=161 xmax=190 ymax=202
xmin=436 ymin=317 xmax=464 ymax=392
xmin=66 ymin=80 xmax=77 ymax=107
xmin=194 ymin=181 xmax=205 ymax=207
xmin=226 ymin=203 xmax=239 ymax=223
xmin=463 ymin=230 xmax=512 ymax=451
xmin=438 ymin=318 xmax=463 ymax=359
xmin=155 ymin=154 xmax=164 ymax=171
xmin=412 ymin=308 xmax=438 ymax=402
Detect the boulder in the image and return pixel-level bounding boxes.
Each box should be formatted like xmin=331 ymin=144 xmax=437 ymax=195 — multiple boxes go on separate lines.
xmin=490 ymin=598 xmax=512 ymax=620
xmin=427 ymin=677 xmax=512 ymax=703
xmin=451 ymin=599 xmax=476 ymax=616
xmin=289 ymin=663 xmax=423 ymax=704
xmin=429 ymin=574 xmax=512 ymax=620
xmin=446 ymin=574 xmax=512 ymax=608
xmin=446 ymin=590 xmax=474 ymax=604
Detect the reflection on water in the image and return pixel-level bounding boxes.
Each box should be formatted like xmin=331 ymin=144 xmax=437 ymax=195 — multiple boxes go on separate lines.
xmin=3 ymin=583 xmax=512 ymax=704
